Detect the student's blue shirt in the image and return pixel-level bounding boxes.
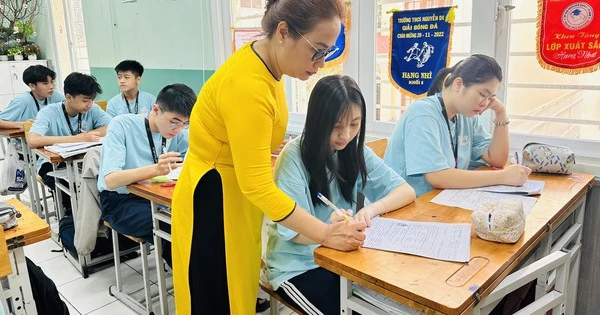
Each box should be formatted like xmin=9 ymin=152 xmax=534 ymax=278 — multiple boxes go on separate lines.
xmin=97 ymin=114 xmax=189 ymax=194
xmin=266 ymin=137 xmax=406 ymax=290
xmin=30 ymin=102 xmax=112 ymax=169
xmin=106 ymin=91 xmax=156 ymax=117
xmin=383 ymin=94 xmax=491 ymax=197
xmin=0 ymin=91 xmax=65 ymax=122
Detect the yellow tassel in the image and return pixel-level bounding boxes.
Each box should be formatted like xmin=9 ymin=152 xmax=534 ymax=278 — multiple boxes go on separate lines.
xmin=445 ymin=5 xmax=458 ymax=23
xmin=386 ymin=8 xmax=399 ymax=14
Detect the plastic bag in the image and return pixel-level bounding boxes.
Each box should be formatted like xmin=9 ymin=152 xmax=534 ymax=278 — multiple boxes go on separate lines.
xmin=0 ymin=142 xmax=27 ymax=195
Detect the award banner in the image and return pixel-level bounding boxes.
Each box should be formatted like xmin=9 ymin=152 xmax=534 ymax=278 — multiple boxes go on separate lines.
xmin=389 ymin=6 xmax=456 ymax=98
xmin=537 ymin=0 xmax=600 ymax=74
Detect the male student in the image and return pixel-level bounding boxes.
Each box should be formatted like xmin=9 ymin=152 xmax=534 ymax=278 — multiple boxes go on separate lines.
xmin=29 ymin=72 xmax=112 ymax=214
xmin=98 ymin=83 xmax=196 ymax=267
xmin=0 ymin=65 xmax=65 ymax=129
xmin=106 ymin=60 xmax=156 ymax=117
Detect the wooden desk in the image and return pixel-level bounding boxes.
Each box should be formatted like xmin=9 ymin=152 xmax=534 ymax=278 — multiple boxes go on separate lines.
xmin=3 ymin=199 xmax=51 ymax=315
xmin=0 ymin=128 xmax=25 ymax=139
xmin=314 ymin=172 xmax=594 ymax=314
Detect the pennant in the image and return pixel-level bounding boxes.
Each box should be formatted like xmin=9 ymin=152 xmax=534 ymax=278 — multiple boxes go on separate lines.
xmin=388 ymin=6 xmax=456 ymax=98
xmin=537 ymin=0 xmax=600 ymax=74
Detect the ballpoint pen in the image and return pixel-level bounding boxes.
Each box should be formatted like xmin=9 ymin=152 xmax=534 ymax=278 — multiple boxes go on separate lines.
xmin=162 ymin=145 xmax=173 ymax=174
xmin=515 ymin=151 xmax=520 ymax=165
xmin=317 ymin=192 xmax=353 ymax=222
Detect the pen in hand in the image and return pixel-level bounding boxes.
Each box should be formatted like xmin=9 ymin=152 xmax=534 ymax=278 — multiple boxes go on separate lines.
xmin=317 ymin=192 xmax=353 ymax=222
xmin=514 ymin=151 xmax=520 ymax=165
xmin=162 ymin=145 xmax=173 ymax=174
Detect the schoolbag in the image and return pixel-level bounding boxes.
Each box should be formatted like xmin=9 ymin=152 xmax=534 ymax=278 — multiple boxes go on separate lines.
xmin=58 ymin=215 xmax=138 ymax=259
xmin=26 ymin=256 xmax=70 ymax=315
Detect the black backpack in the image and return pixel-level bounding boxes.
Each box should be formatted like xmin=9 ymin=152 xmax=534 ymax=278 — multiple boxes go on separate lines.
xmin=58 ymin=215 xmax=138 ymax=259
xmin=26 ymin=256 xmax=70 ymax=315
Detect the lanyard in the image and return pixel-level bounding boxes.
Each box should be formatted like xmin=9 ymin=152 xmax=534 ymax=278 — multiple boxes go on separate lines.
xmin=124 ymin=91 xmax=139 ymax=114
xmin=145 ymin=118 xmax=166 ymax=163
xmin=61 ymin=102 xmax=82 ymax=136
xmin=30 ymin=92 xmax=47 ymax=112
xmin=438 ymin=96 xmax=458 ymax=168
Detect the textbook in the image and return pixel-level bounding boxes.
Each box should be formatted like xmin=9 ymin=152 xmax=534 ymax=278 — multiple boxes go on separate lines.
xmin=44 ymin=141 xmax=102 ymax=158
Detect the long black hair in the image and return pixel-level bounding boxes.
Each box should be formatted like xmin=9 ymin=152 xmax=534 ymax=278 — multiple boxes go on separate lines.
xmin=300 ymin=75 xmax=367 ymax=205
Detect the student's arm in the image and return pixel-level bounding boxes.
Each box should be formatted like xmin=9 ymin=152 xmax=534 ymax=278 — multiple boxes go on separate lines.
xmin=90 ymin=125 xmax=107 ymax=136
xmin=355 ymin=148 xmax=416 ymax=226
xmin=104 ymin=152 xmax=182 ymax=190
xmin=481 ymin=98 xmax=509 ymax=167
xmin=0 ymin=120 xmax=30 ymax=129
xmin=424 ymin=166 xmax=530 ymax=189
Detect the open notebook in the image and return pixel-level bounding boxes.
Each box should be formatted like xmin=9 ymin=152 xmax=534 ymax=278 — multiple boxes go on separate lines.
xmin=44 ymin=141 xmax=103 ymax=158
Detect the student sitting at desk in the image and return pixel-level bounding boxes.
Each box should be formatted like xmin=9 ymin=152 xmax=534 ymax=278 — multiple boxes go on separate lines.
xmin=0 ymin=65 xmax=65 ymax=129
xmin=266 ymin=75 xmax=416 ymax=315
xmin=384 ymin=55 xmax=531 ymax=197
xmin=106 ymin=60 xmax=156 ymax=117
xmin=28 ymin=72 xmax=112 ymax=215
xmin=98 ymin=83 xmax=196 ymax=267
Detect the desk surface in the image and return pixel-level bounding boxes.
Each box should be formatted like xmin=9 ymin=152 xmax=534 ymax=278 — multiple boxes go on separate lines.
xmin=0 ymin=128 xmax=25 ymax=139
xmin=127 ymin=156 xmax=279 ymax=206
xmin=3 ymin=199 xmax=51 ymax=250
xmin=32 ymin=147 xmax=88 ymax=164
xmin=0 ymin=228 xmax=11 ymax=278
xmin=314 ymin=172 xmax=595 ymax=314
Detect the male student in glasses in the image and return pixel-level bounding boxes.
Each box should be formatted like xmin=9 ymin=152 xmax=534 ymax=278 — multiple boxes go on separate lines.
xmin=28 ymin=72 xmax=112 ymax=215
xmin=0 ymin=65 xmax=65 ymax=129
xmin=98 ymin=83 xmax=196 ymax=267
xmin=106 ymin=60 xmax=156 ymax=117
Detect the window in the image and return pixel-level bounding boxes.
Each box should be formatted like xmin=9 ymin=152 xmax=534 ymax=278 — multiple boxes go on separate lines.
xmin=506 ymin=1 xmax=600 ymax=142
xmin=375 ymin=0 xmax=471 ymax=123
xmin=240 ymin=0 xmax=262 ymax=9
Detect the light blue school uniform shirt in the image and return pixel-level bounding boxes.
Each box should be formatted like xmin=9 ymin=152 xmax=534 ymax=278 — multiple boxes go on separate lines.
xmin=97 ymin=114 xmax=189 ymax=194
xmin=30 ymin=102 xmax=112 ymax=170
xmin=383 ymin=94 xmax=491 ymax=197
xmin=266 ymin=137 xmax=406 ymax=290
xmin=0 ymin=91 xmax=65 ymax=122
xmin=106 ymin=91 xmax=156 ymax=117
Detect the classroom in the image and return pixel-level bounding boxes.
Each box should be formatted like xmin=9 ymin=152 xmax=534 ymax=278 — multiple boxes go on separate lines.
xmin=0 ymin=0 xmax=599 ymax=314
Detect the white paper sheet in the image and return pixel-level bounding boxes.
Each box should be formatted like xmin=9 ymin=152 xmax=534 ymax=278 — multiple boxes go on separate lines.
xmin=353 ymin=283 xmax=425 ymax=315
xmin=363 ymin=217 xmax=471 ymax=262
xmin=430 ymin=189 xmax=537 ymax=216
xmin=471 ymin=180 xmax=545 ymax=196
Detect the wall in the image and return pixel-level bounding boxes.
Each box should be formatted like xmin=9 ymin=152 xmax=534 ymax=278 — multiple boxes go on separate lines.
xmin=81 ymin=0 xmax=216 ymax=99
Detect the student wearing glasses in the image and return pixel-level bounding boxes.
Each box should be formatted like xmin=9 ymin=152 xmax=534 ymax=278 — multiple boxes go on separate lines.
xmin=170 ymin=0 xmax=367 ymax=313
xmin=384 ymin=55 xmax=531 ymax=197
xmin=98 ymin=84 xmax=196 ymax=267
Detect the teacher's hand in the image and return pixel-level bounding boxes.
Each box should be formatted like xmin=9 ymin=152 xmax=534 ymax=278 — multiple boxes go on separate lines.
xmin=322 ymin=220 xmax=367 ymax=251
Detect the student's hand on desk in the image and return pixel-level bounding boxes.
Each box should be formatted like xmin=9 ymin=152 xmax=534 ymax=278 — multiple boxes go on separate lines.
xmin=329 ymin=209 xmax=353 ymax=224
xmin=322 ymin=220 xmax=367 ymax=251
xmin=355 ymin=207 xmax=375 ymax=227
xmin=155 ymin=152 xmax=183 ymax=176
xmin=501 ymin=164 xmax=531 ymax=186
xmin=77 ymin=131 xmax=101 ymax=142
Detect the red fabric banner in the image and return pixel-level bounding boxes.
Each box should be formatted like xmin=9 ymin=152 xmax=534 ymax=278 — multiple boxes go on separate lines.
xmin=537 ymin=0 xmax=600 ymax=74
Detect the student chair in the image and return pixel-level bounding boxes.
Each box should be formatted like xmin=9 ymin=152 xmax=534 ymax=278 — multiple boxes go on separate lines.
xmin=365 ymin=138 xmax=388 ymax=159
xmin=23 ymin=121 xmax=53 ymax=224
xmin=96 ymin=100 xmax=107 ymax=112
xmin=259 ymin=282 xmax=304 ymax=315
xmin=105 ymin=221 xmax=155 ymax=315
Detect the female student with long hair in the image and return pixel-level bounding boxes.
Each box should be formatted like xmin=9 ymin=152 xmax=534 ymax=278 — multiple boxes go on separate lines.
xmin=384 ymin=54 xmax=531 ymax=197
xmin=266 ymin=75 xmax=416 ymax=314
xmin=171 ymin=0 xmax=368 ymax=313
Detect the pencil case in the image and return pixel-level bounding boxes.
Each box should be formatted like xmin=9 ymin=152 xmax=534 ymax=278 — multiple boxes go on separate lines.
xmin=472 ymin=199 xmax=525 ymax=243
xmin=521 ymin=142 xmax=575 ymax=175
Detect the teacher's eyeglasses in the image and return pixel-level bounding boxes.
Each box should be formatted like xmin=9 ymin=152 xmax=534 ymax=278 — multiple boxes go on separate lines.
xmin=287 ymin=23 xmax=339 ymax=62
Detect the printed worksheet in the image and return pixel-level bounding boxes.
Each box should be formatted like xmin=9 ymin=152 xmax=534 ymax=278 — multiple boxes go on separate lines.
xmin=430 ymin=189 xmax=537 ymax=216
xmin=363 ymin=217 xmax=471 ymax=262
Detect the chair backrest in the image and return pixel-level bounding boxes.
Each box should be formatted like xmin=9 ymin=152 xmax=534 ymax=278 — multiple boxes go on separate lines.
xmin=96 ymin=100 xmax=107 ymax=112
xmin=23 ymin=121 xmax=33 ymax=145
xmin=366 ymin=138 xmax=388 ymax=159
